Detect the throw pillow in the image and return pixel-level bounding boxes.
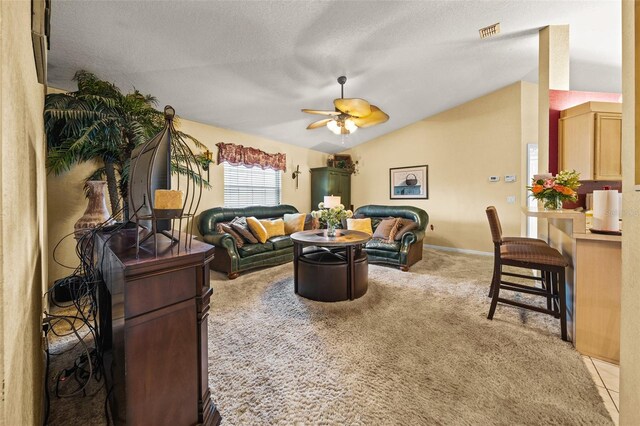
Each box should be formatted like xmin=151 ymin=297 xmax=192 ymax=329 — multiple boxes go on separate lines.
xmin=230 ymin=216 xmax=259 ymax=243
xmin=283 ymin=213 xmax=306 ymax=234
xmin=394 ymin=219 xmax=419 ymax=241
xmin=304 ymin=213 xmax=320 ymax=230
xmin=373 ymin=217 xmax=401 ymax=241
xmin=247 ymin=216 xmax=269 ymax=243
xmin=217 ymin=223 xmax=244 ymax=248
xmin=259 ymin=218 xmax=286 ymax=239
xmin=346 ymin=218 xmax=373 ymax=235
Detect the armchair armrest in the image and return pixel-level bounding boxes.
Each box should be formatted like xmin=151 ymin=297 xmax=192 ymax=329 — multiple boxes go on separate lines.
xmin=202 ymin=232 xmax=239 ymax=257
xmin=400 ymin=229 xmax=425 ymax=248
xmin=398 ymin=229 xmax=425 ymax=267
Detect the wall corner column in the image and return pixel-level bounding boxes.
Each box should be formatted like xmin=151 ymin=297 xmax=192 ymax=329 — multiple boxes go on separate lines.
xmin=538 ymin=25 xmax=570 ymax=174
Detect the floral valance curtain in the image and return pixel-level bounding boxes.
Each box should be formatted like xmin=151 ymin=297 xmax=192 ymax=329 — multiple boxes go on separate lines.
xmin=216 ymin=142 xmax=287 ymax=172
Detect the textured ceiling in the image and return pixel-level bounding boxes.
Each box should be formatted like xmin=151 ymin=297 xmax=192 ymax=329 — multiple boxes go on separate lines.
xmin=47 ymin=1 xmax=621 ymax=154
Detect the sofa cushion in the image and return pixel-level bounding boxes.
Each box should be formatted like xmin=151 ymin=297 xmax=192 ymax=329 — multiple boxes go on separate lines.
xmin=283 ymin=213 xmax=306 ymax=234
xmin=394 ymin=219 xmax=419 ymax=241
xmin=347 ymin=218 xmax=373 ymax=235
xmin=216 ymin=223 xmax=244 ymax=248
xmin=259 ymin=218 xmax=286 ymax=239
xmin=230 ymin=216 xmax=259 ymax=244
xmin=268 ymin=235 xmax=293 ymax=250
xmin=238 ymin=243 xmax=274 ymax=257
xmin=366 ymin=238 xmax=401 ymax=251
xmin=373 ymin=218 xmax=401 ymax=241
xmin=247 ymin=216 xmax=269 ymax=243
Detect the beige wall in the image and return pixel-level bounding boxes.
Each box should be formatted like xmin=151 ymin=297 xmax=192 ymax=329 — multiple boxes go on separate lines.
xmin=620 ymin=1 xmax=640 ymax=423
xmin=47 ymin=115 xmax=327 ymax=283
xmin=343 ymin=81 xmax=536 ymax=253
xmin=0 ymin=0 xmax=47 ymax=424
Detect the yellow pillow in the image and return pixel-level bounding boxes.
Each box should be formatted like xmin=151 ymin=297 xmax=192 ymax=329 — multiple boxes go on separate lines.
xmin=247 ymin=216 xmax=269 ymax=243
xmin=283 ymin=213 xmax=305 ymax=234
xmin=259 ymin=218 xmax=286 ymax=240
xmin=347 ymin=218 xmax=373 ymax=235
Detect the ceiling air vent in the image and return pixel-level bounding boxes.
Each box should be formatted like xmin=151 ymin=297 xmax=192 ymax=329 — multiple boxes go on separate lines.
xmin=479 ymin=23 xmax=500 ymax=39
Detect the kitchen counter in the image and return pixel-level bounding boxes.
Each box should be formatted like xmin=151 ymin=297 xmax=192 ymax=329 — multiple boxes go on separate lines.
xmin=522 ymin=207 xmax=621 ymax=364
xmin=574 ymin=230 xmax=622 ymax=242
xmin=522 ymin=206 xmax=587 ymax=232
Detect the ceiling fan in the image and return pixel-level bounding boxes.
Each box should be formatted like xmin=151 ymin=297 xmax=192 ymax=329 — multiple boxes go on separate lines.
xmin=302 ymin=76 xmax=389 ymax=135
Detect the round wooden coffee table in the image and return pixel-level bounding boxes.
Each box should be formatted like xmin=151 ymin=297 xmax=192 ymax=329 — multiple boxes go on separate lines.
xmin=290 ymin=229 xmax=371 ymax=302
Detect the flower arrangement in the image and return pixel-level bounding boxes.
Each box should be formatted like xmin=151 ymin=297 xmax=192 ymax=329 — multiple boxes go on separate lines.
xmin=528 ymin=170 xmax=581 ymax=210
xmin=311 ymin=202 xmax=353 ymax=236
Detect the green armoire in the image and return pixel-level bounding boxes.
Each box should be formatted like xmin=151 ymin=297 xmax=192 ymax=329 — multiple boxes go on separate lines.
xmin=310 ymin=167 xmax=351 ymax=210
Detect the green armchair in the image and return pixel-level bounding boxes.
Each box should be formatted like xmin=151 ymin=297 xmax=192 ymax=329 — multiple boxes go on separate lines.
xmin=353 ymin=205 xmax=428 ymax=271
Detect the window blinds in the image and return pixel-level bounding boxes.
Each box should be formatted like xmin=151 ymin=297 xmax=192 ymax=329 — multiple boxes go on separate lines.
xmin=223 ymin=163 xmax=281 ymax=208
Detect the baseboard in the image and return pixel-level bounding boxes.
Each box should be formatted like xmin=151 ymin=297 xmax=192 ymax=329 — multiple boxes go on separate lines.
xmin=423 ymin=244 xmax=492 ymax=257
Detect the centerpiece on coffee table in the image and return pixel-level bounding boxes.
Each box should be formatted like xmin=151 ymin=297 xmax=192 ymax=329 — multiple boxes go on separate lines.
xmin=311 ymin=196 xmax=353 ymax=237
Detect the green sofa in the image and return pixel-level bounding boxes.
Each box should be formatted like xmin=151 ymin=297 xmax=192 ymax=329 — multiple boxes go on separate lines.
xmin=353 ymin=205 xmax=428 ymax=271
xmin=198 ymin=205 xmax=300 ymax=279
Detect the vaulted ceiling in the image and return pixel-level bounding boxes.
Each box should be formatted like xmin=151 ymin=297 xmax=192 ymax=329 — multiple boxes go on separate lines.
xmin=47 ymin=1 xmax=621 ymax=153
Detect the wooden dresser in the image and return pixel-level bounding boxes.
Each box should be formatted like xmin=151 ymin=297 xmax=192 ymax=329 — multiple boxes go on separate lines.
xmin=95 ymin=230 xmax=221 ymax=425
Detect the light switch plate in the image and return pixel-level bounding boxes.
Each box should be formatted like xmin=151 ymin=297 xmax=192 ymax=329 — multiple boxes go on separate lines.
xmin=505 ymin=175 xmax=517 ymax=183
xmin=489 ymin=176 xmax=500 ymax=182
xmin=507 ymin=195 xmax=516 ymax=204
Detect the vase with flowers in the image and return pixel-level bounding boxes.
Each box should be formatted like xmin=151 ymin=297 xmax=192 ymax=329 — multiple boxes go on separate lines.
xmin=528 ymin=170 xmax=581 ymax=210
xmin=311 ymin=202 xmax=353 ymax=237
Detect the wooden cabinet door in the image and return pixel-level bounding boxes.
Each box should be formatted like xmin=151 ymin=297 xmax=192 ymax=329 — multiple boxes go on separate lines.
xmin=125 ymin=299 xmax=198 ymax=426
xmin=328 ymin=171 xmax=341 ymax=197
xmin=559 ymin=112 xmax=595 ymax=178
xmin=594 ymin=113 xmax=622 ymax=180
xmin=339 ymin=172 xmax=351 ymax=207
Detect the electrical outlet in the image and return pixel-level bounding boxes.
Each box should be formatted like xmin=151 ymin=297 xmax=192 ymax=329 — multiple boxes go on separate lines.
xmin=506 ymin=195 xmax=516 ymax=204
xmin=505 ymin=175 xmax=517 ymax=183
xmin=489 ymin=176 xmax=500 ymax=182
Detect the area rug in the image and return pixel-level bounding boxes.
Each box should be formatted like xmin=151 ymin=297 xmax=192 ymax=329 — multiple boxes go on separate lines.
xmin=208 ymin=248 xmax=612 ymax=425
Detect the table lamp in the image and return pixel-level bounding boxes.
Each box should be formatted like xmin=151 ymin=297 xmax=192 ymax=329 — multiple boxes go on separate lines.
xmin=324 ymin=195 xmax=341 ymax=208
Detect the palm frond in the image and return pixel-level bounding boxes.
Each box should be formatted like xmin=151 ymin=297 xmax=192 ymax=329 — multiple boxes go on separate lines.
xmin=171 ymin=162 xmax=211 ymax=189
xmin=173 ymin=130 xmax=207 ymax=150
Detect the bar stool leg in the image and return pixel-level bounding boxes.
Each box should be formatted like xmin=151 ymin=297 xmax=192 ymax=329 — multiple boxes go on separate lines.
xmin=556 ymin=270 xmax=568 ymax=341
xmin=487 ymin=264 xmax=501 ymax=320
xmin=489 ymin=249 xmax=500 ymax=298
xmin=543 ymin=271 xmax=552 ymax=312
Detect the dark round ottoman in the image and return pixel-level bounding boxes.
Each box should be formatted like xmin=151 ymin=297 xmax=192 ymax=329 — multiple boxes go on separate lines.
xmin=296 ymin=249 xmax=368 ymax=302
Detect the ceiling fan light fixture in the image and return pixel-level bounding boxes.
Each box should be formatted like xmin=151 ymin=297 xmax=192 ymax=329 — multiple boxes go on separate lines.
xmin=344 ymin=118 xmax=357 ymax=133
xmin=327 ymin=119 xmax=341 ymax=135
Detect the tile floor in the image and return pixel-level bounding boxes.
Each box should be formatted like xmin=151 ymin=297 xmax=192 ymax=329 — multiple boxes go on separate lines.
xmin=582 ymin=356 xmax=620 ymax=425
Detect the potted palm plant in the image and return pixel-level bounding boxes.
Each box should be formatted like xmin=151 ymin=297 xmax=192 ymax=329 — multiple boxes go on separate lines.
xmin=44 ymin=70 xmax=209 ymax=221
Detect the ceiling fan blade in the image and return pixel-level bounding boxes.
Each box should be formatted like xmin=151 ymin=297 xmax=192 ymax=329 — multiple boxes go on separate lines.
xmin=333 ymin=98 xmax=371 ymax=118
xmin=301 ymin=109 xmax=341 ymax=116
xmin=306 ymin=118 xmax=333 ymax=129
xmin=351 ymin=105 xmax=389 ymax=128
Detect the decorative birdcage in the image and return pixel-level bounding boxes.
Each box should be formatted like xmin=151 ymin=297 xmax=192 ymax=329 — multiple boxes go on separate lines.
xmin=128 ymin=106 xmax=204 ymax=256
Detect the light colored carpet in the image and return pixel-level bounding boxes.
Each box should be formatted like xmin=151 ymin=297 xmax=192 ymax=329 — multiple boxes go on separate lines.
xmin=47 ymin=248 xmax=612 ymax=425
xmin=208 ymin=248 xmax=613 ymax=425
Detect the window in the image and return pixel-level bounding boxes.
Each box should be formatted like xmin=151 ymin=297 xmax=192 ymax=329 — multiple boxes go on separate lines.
xmin=223 ymin=163 xmax=281 ymax=208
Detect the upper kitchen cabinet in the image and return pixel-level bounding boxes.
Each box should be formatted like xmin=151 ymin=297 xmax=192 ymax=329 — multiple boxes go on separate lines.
xmin=559 ymin=101 xmax=622 ymax=180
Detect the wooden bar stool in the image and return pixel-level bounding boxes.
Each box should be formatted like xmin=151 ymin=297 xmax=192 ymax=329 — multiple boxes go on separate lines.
xmin=485 ymin=206 xmax=549 ymax=299
xmin=485 ymin=207 xmax=569 ymax=340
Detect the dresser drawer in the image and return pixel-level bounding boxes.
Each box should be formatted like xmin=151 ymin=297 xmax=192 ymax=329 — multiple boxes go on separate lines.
xmin=125 ymin=267 xmax=196 ymax=318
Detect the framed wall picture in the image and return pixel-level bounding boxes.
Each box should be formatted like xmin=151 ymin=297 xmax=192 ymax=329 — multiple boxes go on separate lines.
xmin=389 ymin=165 xmax=428 ymax=199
